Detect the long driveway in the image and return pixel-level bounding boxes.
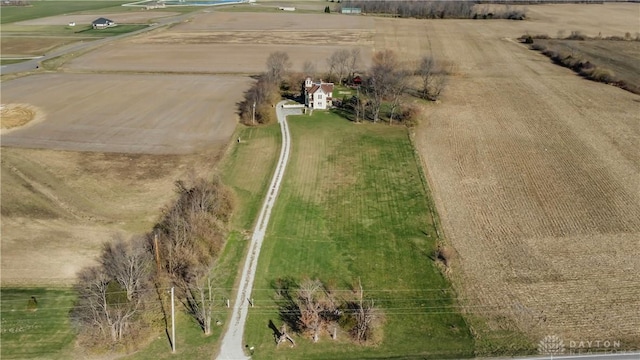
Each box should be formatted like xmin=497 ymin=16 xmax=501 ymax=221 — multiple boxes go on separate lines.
xmin=216 ymin=102 xmax=301 ymax=360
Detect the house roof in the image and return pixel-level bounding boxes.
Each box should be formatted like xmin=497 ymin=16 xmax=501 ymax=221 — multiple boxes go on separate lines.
xmin=92 ymin=17 xmax=114 ymax=25
xmin=307 ymin=83 xmax=334 ymax=95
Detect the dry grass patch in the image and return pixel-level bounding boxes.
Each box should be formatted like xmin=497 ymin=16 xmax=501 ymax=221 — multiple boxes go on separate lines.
xmin=0 ymin=146 xmax=223 ymax=286
xmin=0 ymin=104 xmax=39 ymax=130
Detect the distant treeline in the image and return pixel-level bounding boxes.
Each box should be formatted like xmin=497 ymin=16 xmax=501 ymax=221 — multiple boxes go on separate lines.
xmin=336 ymin=1 xmax=526 ymax=20
xmin=477 ymin=1 xmax=640 ymax=3
xmin=474 ymin=0 xmax=603 ymax=3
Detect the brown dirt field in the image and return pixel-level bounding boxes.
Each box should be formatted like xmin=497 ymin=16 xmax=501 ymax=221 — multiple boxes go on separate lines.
xmin=0 ymin=73 xmax=252 ymax=154
xmin=13 ymin=11 xmax=180 ymax=26
xmin=373 ymin=3 xmax=640 ymax=348
xmin=0 ymin=36 xmax=82 ymax=57
xmin=0 ymin=147 xmax=221 ymax=286
xmin=1 ymin=72 xmax=250 ymax=285
xmin=64 ymin=12 xmax=374 ymax=73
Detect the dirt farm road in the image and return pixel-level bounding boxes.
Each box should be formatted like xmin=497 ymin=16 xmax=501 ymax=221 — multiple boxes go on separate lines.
xmin=217 ymin=102 xmax=300 ymax=360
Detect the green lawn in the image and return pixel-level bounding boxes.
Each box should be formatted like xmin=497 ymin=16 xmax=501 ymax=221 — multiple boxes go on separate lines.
xmin=0 ymin=288 xmax=76 ymax=360
xmin=0 ymin=1 xmax=130 ymax=24
xmin=244 ymin=111 xmax=475 ymax=359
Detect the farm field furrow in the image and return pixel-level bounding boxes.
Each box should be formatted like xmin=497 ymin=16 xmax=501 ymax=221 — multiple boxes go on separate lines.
xmin=388 ymin=10 xmax=640 ymax=348
xmin=1 ymin=73 xmax=252 ymax=154
xmin=64 ymin=12 xmax=374 ymax=73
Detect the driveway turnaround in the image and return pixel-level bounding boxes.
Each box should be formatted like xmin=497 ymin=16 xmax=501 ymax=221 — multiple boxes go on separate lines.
xmin=217 ymin=101 xmax=301 ymax=359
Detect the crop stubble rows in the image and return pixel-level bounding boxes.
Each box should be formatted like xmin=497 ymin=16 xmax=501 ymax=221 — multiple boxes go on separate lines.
xmin=375 ymin=5 xmax=640 ymax=344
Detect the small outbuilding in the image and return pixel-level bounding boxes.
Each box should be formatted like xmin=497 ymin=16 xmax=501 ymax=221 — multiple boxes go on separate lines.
xmin=341 ymin=7 xmax=361 ymax=15
xmin=92 ymin=17 xmax=115 ymax=30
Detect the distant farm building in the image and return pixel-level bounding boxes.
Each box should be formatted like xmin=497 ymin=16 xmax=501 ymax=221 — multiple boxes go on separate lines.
xmin=145 ymin=1 xmax=166 ymax=9
xmin=92 ymin=17 xmax=116 ymax=29
xmin=304 ymin=77 xmax=334 ymax=110
xmin=278 ymin=6 xmax=295 ymax=11
xmin=341 ymin=7 xmax=361 ymax=14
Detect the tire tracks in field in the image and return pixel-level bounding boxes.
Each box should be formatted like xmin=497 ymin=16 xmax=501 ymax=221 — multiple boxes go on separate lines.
xmin=7 ymin=164 xmax=85 ymax=221
xmin=216 ymin=101 xmax=300 ymax=360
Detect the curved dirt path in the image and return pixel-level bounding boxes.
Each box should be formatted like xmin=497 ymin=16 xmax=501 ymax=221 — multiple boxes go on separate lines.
xmin=217 ymin=101 xmax=301 ymax=360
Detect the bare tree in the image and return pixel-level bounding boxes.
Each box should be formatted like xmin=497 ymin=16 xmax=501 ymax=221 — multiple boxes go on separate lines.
xmin=327 ymin=49 xmax=350 ymax=84
xmin=302 ymin=60 xmax=316 ymax=78
xmin=296 ymin=279 xmax=324 ymax=342
xmin=239 ymin=75 xmax=280 ymax=125
xmin=278 ymin=278 xmax=339 ymax=343
xmin=266 ymin=51 xmax=292 ymax=85
xmin=346 ymin=48 xmax=361 ymax=82
xmin=101 ymin=236 xmax=152 ymax=301
xmin=417 ymin=55 xmax=448 ymax=101
xmin=180 ymin=268 xmax=218 ymax=335
xmin=417 ymin=56 xmax=435 ymax=100
xmin=367 ymin=50 xmax=399 ymax=122
xmin=428 ymin=71 xmax=448 ymax=101
xmin=349 ymin=278 xmax=383 ymax=343
xmin=156 ymin=177 xmax=233 ymax=277
xmin=73 ymin=260 xmax=148 ymax=344
xmin=388 ymin=69 xmax=410 ymax=125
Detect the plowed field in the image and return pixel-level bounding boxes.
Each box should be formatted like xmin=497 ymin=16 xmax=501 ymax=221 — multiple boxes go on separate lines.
xmin=375 ymin=3 xmax=640 ymax=348
xmin=64 ymin=11 xmax=374 ymax=73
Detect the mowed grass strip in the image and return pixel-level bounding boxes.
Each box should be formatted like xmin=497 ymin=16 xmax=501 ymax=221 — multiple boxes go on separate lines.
xmin=0 ymin=288 xmax=76 ymax=360
xmin=245 ymin=111 xmax=474 ymax=359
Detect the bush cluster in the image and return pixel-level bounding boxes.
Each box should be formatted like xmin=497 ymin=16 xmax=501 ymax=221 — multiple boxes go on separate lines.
xmin=528 ymin=42 xmax=622 ymax=89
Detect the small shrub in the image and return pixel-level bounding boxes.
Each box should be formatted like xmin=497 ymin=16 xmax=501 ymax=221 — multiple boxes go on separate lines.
xmin=27 ymin=296 xmax=38 ymax=311
xmin=566 ymin=31 xmax=586 ymax=40
xmin=531 ymin=43 xmax=546 ymax=51
xmin=531 ymin=34 xmax=550 ymax=40
xmin=590 ymin=68 xmax=615 ymax=83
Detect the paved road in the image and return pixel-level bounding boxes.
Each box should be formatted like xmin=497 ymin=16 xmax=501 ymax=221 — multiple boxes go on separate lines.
xmin=216 ymin=101 xmax=301 ymax=360
xmin=508 ymin=351 xmax=640 ymax=360
xmin=0 ymin=11 xmax=195 ymax=75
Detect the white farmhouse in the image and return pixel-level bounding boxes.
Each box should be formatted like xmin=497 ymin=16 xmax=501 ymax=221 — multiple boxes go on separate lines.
xmin=304 ymin=77 xmax=334 ymax=110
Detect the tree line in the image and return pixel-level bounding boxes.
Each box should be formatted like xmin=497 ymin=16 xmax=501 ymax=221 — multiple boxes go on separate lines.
xmin=71 ymin=176 xmax=233 ymax=350
xmin=335 ymin=1 xmax=526 ymax=20
xmin=239 ymin=48 xmax=450 ymax=127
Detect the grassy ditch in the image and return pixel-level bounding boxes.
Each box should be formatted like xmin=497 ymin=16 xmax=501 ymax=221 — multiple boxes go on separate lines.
xmin=243 ymin=111 xmax=474 ymax=359
xmin=0 ymin=288 xmax=76 ymax=360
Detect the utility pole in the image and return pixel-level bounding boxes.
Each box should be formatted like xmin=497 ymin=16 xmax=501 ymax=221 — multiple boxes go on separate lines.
xmin=171 ymin=287 xmax=176 ymax=353
xmin=252 ymin=101 xmax=256 ymax=125
xmin=154 ymin=233 xmax=161 ymax=273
